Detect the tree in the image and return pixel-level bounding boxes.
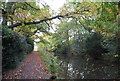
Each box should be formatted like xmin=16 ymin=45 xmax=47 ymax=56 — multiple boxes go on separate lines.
xmin=85 ymin=33 xmax=109 ymax=59
xmin=1 ymin=1 xmax=119 ymax=61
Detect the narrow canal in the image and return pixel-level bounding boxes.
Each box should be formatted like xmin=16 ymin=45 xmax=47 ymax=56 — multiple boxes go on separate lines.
xmin=59 ymin=55 xmax=119 ymax=79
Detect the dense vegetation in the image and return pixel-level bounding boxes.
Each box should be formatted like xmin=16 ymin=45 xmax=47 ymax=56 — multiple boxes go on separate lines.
xmin=1 ymin=0 xmax=120 ymax=75
xmin=2 ymin=29 xmax=34 ymax=73
xmin=50 ymin=2 xmax=119 ymax=62
xmin=37 ymin=42 xmax=63 ymax=76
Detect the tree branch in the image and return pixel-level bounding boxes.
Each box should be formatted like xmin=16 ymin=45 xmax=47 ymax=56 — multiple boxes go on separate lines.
xmin=8 ymin=15 xmax=65 ymax=28
xmin=0 ymin=8 xmax=7 ymax=14
xmin=25 ymin=2 xmax=40 ymax=10
xmin=7 ymin=10 xmax=89 ymax=29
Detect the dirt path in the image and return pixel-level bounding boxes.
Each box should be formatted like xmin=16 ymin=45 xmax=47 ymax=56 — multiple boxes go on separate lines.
xmin=2 ymin=51 xmax=51 ymax=79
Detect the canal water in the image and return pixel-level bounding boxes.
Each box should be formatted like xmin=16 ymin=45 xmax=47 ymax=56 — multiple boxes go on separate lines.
xmin=58 ymin=55 xmax=119 ymax=79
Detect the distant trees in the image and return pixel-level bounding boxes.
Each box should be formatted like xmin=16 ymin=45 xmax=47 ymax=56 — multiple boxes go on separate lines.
xmin=51 ymin=1 xmax=119 ymax=61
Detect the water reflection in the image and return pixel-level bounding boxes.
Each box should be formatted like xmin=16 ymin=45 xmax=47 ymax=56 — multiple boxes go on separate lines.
xmin=59 ymin=56 xmax=119 ymax=79
xmin=67 ymin=63 xmax=74 ymax=78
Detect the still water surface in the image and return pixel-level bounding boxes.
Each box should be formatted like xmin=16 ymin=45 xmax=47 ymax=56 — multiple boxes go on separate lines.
xmin=59 ymin=56 xmax=119 ymax=79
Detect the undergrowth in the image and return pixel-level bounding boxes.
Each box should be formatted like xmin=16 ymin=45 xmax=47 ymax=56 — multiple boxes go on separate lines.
xmin=38 ymin=49 xmax=63 ymax=77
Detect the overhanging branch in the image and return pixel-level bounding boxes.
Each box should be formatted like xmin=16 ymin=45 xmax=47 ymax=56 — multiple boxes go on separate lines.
xmin=7 ymin=10 xmax=88 ymax=29
xmin=8 ymin=15 xmax=65 ymax=28
xmin=25 ymin=2 xmax=40 ymax=10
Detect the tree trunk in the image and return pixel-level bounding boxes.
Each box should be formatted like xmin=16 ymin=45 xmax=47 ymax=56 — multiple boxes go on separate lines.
xmin=66 ymin=29 xmax=71 ymax=58
xmin=117 ymin=1 xmax=120 ymax=56
xmin=2 ymin=2 xmax=15 ymax=28
xmin=2 ymin=11 xmax=7 ymax=26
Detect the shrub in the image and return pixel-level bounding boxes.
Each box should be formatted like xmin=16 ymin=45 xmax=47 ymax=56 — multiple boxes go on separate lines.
xmin=2 ymin=29 xmax=34 ymax=73
xmin=26 ymin=37 xmax=34 ymax=53
xmin=38 ymin=44 xmax=63 ymax=76
xmin=85 ymin=33 xmax=109 ymax=59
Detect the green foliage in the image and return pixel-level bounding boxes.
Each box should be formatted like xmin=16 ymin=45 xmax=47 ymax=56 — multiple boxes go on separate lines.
xmin=1 ymin=1 xmax=119 ymax=74
xmin=1 ymin=2 xmax=51 ymax=40
xmin=26 ymin=37 xmax=34 ymax=53
xmin=55 ymin=2 xmax=119 ymax=62
xmin=85 ymin=33 xmax=109 ymax=59
xmin=53 ymin=44 xmax=68 ymax=55
xmin=37 ymin=43 xmax=63 ymax=76
xmin=52 ymin=19 xmax=90 ymax=56
xmin=2 ymin=29 xmax=34 ymax=73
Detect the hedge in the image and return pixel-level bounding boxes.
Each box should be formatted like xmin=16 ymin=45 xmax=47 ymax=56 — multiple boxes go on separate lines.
xmin=2 ymin=29 xmax=34 ymax=73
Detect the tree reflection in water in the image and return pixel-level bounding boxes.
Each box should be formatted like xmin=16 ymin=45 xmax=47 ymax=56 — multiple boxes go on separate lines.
xmin=59 ymin=56 xmax=119 ymax=79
